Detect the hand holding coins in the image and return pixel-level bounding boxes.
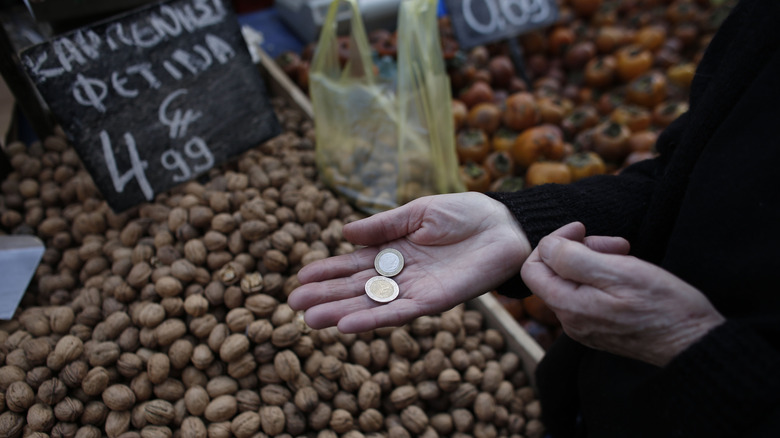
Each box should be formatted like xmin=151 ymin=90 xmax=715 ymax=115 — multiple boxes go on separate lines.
xmin=365 ymin=248 xmax=404 ymax=303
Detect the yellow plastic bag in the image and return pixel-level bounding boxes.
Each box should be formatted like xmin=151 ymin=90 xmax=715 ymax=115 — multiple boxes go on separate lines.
xmin=309 ymin=0 xmax=464 ymax=214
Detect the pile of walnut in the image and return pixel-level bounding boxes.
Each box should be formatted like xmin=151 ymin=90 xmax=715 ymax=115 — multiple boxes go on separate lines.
xmin=0 ymin=97 xmax=544 ymax=438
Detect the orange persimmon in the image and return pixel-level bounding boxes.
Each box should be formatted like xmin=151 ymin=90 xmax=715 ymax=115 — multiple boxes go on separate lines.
xmin=525 ymin=161 xmax=572 ymax=187
xmin=512 ymin=125 xmax=566 ymax=169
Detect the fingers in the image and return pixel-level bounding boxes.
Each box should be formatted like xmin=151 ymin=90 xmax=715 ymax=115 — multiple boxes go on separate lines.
xmin=295 ymin=249 xmax=375 ymax=284
xmin=287 ymin=272 xmax=371 ymax=311
xmin=343 ymin=201 xmax=420 ymax=246
xmin=583 ymin=235 xmax=631 ymax=255
xmin=536 ymin=235 xmax=636 ymax=288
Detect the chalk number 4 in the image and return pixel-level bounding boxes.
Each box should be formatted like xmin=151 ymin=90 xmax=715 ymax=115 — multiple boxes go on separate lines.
xmin=100 ymin=130 xmax=214 ymax=201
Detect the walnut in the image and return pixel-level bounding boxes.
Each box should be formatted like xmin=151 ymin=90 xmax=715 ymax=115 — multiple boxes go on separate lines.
xmin=294 ymin=386 xmax=319 ymax=413
xmin=429 ymin=413 xmax=453 ymax=436
xmin=259 ymin=405 xmax=285 ymax=435
xmin=369 ymin=339 xmax=390 ymax=369
xmin=260 ymin=384 xmax=291 ymax=406
xmin=5 ymin=381 xmax=33 ymax=413
xmin=481 ymin=362 xmax=504 ymax=393
xmin=204 ymin=395 xmax=238 ymax=423
xmin=273 ymin=350 xmax=301 ymax=382
xmin=284 ymin=402 xmax=307 ymax=436
xmin=147 ymin=353 xmax=170 ymax=385
xmin=437 ymin=368 xmax=461 ymax=392
xmin=389 ymin=385 xmax=418 ymax=410
xmin=184 ymin=386 xmax=209 ymax=416
xmin=312 ymin=376 xmax=338 ymax=400
xmin=144 ymin=399 xmax=175 ymax=426
xmin=450 ymin=383 xmax=479 ymax=409
xmin=0 ymin=412 xmax=24 ymax=438
xmin=452 ymin=408 xmax=474 ymax=433
xmin=244 ymin=295 xmax=278 ymax=318
xmin=219 ymin=334 xmax=250 ymax=363
xmin=416 ymin=380 xmax=440 ymax=401
xmin=239 ymin=272 xmax=264 ymax=294
xmin=357 ymin=380 xmax=382 ymax=410
xmin=103 ymin=384 xmax=136 ymax=411
xmin=474 ymin=392 xmax=497 ymax=422
xmin=26 ymin=403 xmax=55 ymax=432
xmin=231 ymin=411 xmax=261 ymax=438
xmin=400 ymin=405 xmax=428 ymax=434
xmin=390 ymin=329 xmax=420 ymax=359
xmin=358 ymin=408 xmax=384 ymax=433
xmin=307 ymin=402 xmax=332 ymax=430
xmin=329 ymin=408 xmax=354 ymax=434
xmin=318 ymin=355 xmax=343 ymax=380
xmin=339 ymin=363 xmax=370 ymax=392
xmin=47 ymin=335 xmax=84 ymax=370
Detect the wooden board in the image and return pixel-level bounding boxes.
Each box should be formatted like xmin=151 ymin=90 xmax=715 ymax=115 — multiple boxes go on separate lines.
xmin=247 ymin=34 xmax=545 ymax=385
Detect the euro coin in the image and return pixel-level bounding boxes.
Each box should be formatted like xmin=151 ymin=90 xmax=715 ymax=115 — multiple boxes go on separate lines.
xmin=374 ymin=248 xmax=404 ymax=277
xmin=364 ymin=276 xmax=400 ymax=303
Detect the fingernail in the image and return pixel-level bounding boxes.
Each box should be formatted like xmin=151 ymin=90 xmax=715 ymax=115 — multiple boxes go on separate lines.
xmin=538 ymin=236 xmax=562 ymax=262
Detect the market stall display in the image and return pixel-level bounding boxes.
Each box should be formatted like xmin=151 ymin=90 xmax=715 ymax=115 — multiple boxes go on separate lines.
xmin=274 ymin=0 xmax=735 ymax=346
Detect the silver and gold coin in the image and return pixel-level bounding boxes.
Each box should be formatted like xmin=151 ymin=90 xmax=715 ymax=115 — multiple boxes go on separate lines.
xmin=374 ymin=248 xmax=404 ymax=277
xmin=364 ymin=276 xmax=400 ymax=303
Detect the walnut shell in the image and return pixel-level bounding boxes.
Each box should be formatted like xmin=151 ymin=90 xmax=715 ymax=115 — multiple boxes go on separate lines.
xmin=144 ymin=399 xmax=175 ymax=425
xmin=273 ymin=350 xmax=301 ymax=382
xmin=389 ymin=385 xmax=418 ymax=410
xmin=204 ymin=395 xmax=237 ymax=423
xmin=103 ymin=384 xmax=136 ymax=411
xmin=329 ymin=408 xmax=354 ymax=434
xmin=230 ymin=411 xmax=261 ymax=438
xmin=259 ymin=405 xmax=285 ymax=435
xmin=390 ymin=329 xmax=420 ymax=359
xmin=357 ymin=380 xmax=382 ymax=410
xmin=358 ymin=408 xmax=384 ymax=433
xmin=400 ymin=405 xmax=428 ymax=435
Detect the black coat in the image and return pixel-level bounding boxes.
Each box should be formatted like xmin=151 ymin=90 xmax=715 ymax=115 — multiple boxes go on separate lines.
xmin=488 ymin=0 xmax=780 ymax=435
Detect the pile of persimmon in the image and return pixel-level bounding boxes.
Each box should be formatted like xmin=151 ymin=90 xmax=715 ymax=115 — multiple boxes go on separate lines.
xmin=446 ymin=0 xmax=734 ymax=192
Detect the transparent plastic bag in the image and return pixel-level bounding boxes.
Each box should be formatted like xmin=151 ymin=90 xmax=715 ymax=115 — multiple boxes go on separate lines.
xmin=309 ymin=0 xmax=464 ymax=214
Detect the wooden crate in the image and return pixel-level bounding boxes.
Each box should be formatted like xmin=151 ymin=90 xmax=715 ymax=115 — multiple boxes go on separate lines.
xmin=248 ymin=33 xmax=545 ymax=385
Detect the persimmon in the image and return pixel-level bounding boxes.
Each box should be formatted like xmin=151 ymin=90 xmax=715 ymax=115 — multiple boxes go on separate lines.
xmin=591 ymin=121 xmax=632 ymax=163
xmin=635 ymin=24 xmax=667 ymax=51
xmin=653 ymin=101 xmax=689 ymax=127
xmin=565 ymin=151 xmax=606 ymax=182
xmin=456 ymin=128 xmax=491 ymax=164
xmin=467 ymin=102 xmax=502 ymax=134
xmin=537 ymin=96 xmax=572 ymax=125
xmin=610 ymin=105 xmax=652 ymax=132
xmin=525 ymin=161 xmax=572 ymax=187
xmin=459 ymin=81 xmax=495 ymax=108
xmin=452 ymin=99 xmax=468 ymax=131
xmin=488 ymin=55 xmax=515 ymax=89
xmin=490 ymin=176 xmax=525 ymax=192
xmin=503 ymin=92 xmax=541 ymax=132
xmin=569 ymin=0 xmax=603 ymax=18
xmin=594 ymin=25 xmax=627 ymax=54
xmin=667 ymin=63 xmax=696 ymax=88
xmin=615 ymin=45 xmax=654 ymax=82
xmin=564 ymin=41 xmax=598 ymax=70
xmin=483 ymin=150 xmax=515 ymax=180
xmin=627 ymin=130 xmax=658 ymax=153
xmin=489 ymin=129 xmax=516 ymax=154
xmin=560 ymin=105 xmax=600 ymax=139
xmin=512 ymin=124 xmax=565 ymax=168
xmin=625 ymin=71 xmax=667 ymax=108
xmin=459 ymin=162 xmax=492 ymax=192
xmin=548 ymin=26 xmax=576 ymax=56
xmin=584 ymin=55 xmax=617 ymax=89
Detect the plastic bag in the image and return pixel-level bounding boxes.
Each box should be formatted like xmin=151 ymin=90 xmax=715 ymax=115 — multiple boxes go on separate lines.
xmin=309 ymin=0 xmax=464 ymax=214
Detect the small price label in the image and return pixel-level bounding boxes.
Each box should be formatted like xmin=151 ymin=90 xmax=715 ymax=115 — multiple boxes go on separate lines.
xmin=445 ymin=0 xmax=559 ymax=49
xmin=21 ymin=0 xmax=280 ymax=212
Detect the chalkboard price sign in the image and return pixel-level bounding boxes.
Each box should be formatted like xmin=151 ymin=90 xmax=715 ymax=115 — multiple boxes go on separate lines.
xmin=20 ymin=0 xmax=281 ymax=212
xmin=444 ymin=0 xmax=559 ymax=49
